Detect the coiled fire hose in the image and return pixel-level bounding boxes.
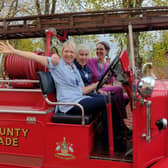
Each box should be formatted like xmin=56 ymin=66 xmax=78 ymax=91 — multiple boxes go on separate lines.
xmin=4 ymin=51 xmax=45 ymax=88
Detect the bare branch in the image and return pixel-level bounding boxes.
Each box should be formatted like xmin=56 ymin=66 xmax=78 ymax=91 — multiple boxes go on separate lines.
xmin=12 ymin=0 xmax=18 ymax=16
xmin=0 ymin=0 xmax=5 ymax=11
xmin=51 ymin=0 xmax=57 ymax=14
xmin=35 ymin=0 xmax=41 ymax=15
xmin=7 ymin=0 xmax=18 ymax=17
xmin=45 ymin=0 xmax=49 ymax=14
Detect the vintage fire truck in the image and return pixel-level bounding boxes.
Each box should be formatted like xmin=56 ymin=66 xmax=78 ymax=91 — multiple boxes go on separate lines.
xmin=0 ymin=7 xmax=168 ymax=168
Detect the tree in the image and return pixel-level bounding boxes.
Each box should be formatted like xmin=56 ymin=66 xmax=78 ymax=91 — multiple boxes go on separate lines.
xmin=151 ymin=31 xmax=168 ymax=79
xmin=80 ymin=0 xmax=144 ymax=70
xmin=153 ymin=0 xmax=168 ymax=6
xmin=114 ymin=0 xmax=144 ymax=71
xmin=0 ymin=0 xmax=167 ymax=70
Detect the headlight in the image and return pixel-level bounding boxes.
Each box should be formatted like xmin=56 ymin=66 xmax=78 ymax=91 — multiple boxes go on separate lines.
xmin=137 ymin=76 xmax=155 ymax=98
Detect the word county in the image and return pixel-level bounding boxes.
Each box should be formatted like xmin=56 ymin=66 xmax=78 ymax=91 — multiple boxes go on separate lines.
xmin=0 ymin=128 xmax=29 ymax=147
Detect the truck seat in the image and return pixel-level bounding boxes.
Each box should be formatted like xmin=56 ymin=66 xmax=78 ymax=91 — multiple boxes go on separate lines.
xmin=37 ymin=71 xmax=93 ymax=124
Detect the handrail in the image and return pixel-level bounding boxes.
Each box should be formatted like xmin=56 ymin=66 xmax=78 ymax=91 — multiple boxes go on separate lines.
xmin=0 ymin=109 xmax=48 ymax=114
xmin=0 ymin=54 xmax=4 ymax=76
xmin=44 ymin=95 xmax=85 ymax=125
xmin=128 ymin=24 xmax=136 ymax=109
xmin=141 ymin=100 xmax=152 ymax=143
xmin=0 ymin=88 xmax=41 ymax=92
xmin=0 ymin=79 xmax=39 ymax=83
xmin=0 ymin=90 xmax=85 ymax=124
xmin=0 ymin=79 xmax=40 ymax=92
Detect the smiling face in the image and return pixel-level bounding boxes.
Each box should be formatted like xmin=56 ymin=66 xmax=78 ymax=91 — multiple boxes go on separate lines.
xmin=62 ymin=43 xmax=76 ymax=65
xmin=96 ymin=43 xmax=108 ymax=63
xmin=76 ymin=49 xmax=89 ymax=67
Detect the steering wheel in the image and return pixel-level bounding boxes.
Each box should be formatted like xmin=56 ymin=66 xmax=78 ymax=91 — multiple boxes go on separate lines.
xmin=96 ymin=55 xmax=119 ymax=91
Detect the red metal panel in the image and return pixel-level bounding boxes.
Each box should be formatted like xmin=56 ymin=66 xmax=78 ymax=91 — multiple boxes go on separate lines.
xmin=0 ymin=91 xmax=45 ymax=107
xmin=106 ymin=102 xmax=114 ymax=156
xmin=133 ymin=84 xmax=168 ymax=168
xmin=150 ymin=157 xmax=168 ymax=168
xmin=0 ymin=91 xmax=53 ymax=167
xmin=43 ymin=123 xmax=94 ymax=168
xmin=119 ymin=50 xmax=130 ymax=72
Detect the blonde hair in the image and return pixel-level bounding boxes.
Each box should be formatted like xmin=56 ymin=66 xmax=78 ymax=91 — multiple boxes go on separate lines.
xmin=62 ymin=40 xmax=76 ymax=53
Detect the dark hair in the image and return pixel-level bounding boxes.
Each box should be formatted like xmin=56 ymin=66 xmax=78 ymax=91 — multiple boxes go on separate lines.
xmin=97 ymin=41 xmax=110 ymax=52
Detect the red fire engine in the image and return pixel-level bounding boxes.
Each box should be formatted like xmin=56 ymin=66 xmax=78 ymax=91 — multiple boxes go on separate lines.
xmin=0 ymin=8 xmax=168 ymax=168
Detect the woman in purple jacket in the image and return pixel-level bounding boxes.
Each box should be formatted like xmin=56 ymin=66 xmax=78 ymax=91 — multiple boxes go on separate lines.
xmin=87 ymin=41 xmax=129 ymax=118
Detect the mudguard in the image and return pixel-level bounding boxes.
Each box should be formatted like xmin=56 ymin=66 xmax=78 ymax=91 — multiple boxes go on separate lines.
xmin=150 ymin=157 xmax=168 ymax=168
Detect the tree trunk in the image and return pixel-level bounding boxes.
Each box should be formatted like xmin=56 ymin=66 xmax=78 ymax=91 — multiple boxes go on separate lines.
xmin=51 ymin=0 xmax=57 ymax=14
xmin=7 ymin=0 xmax=19 ymax=17
xmin=45 ymin=0 xmax=50 ymax=15
xmin=0 ymin=0 xmax=5 ymax=11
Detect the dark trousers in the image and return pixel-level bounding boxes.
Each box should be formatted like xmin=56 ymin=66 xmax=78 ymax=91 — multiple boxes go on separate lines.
xmin=67 ymin=95 xmax=106 ymax=115
xmin=67 ymin=94 xmax=126 ymax=150
xmin=67 ymin=95 xmax=109 ymax=148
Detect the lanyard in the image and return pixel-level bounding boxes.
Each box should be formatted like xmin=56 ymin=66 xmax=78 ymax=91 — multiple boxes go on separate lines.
xmin=97 ymin=61 xmax=105 ymax=81
xmin=82 ymin=69 xmax=90 ymax=84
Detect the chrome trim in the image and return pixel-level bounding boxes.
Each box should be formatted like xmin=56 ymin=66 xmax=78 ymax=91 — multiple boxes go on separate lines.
xmin=0 ymin=88 xmax=41 ymax=92
xmin=141 ymin=100 xmax=152 ymax=143
xmin=128 ymin=24 xmax=136 ymax=109
xmin=0 ymin=79 xmax=39 ymax=83
xmin=0 ymin=54 xmax=3 ymax=76
xmin=137 ymin=76 xmax=155 ymax=98
xmin=44 ymin=95 xmax=85 ymax=125
xmin=26 ymin=116 xmax=36 ymax=124
xmin=146 ymin=100 xmax=151 ymax=143
xmin=162 ymin=118 xmax=168 ymax=129
xmin=0 ymin=109 xmax=47 ymax=114
xmin=128 ymin=24 xmax=135 ymax=76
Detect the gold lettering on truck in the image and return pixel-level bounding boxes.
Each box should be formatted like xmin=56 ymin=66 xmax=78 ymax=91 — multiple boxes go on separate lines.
xmin=0 ymin=128 xmax=29 ymax=147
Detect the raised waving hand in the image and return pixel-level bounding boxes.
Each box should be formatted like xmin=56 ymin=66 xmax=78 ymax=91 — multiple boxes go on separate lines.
xmin=0 ymin=41 xmax=15 ymax=54
xmin=0 ymin=41 xmax=48 ymax=66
